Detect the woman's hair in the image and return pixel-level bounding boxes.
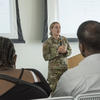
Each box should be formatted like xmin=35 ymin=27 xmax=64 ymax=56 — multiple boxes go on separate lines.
xmin=0 ymin=37 xmax=15 ymax=68
xmin=49 ymin=22 xmax=60 ymax=35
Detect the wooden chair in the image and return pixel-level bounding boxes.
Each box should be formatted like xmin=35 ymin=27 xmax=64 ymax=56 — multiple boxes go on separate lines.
xmin=68 ymin=54 xmax=84 ymax=69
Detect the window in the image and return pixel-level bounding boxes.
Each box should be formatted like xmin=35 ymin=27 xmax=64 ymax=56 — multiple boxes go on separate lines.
xmin=58 ymin=0 xmax=100 ymax=41
xmin=0 ymin=0 xmax=25 ymax=43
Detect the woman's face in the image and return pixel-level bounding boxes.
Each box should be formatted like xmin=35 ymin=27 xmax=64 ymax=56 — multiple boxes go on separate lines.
xmin=51 ymin=23 xmax=61 ymax=37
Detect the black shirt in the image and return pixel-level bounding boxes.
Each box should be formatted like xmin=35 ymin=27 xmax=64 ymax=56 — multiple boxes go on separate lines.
xmin=0 ymin=68 xmax=51 ymax=100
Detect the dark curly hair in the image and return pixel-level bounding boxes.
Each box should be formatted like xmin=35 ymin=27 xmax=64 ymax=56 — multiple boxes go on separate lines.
xmin=0 ymin=37 xmax=15 ymax=68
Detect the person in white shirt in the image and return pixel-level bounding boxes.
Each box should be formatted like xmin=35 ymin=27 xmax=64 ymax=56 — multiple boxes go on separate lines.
xmin=53 ymin=20 xmax=100 ymax=97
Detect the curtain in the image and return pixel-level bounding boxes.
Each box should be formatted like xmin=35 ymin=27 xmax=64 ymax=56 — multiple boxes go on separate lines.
xmin=12 ymin=0 xmax=25 ymax=43
xmin=42 ymin=0 xmax=48 ymax=42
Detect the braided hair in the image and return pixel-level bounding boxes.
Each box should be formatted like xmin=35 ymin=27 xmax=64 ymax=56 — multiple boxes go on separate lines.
xmin=0 ymin=37 xmax=15 ymax=69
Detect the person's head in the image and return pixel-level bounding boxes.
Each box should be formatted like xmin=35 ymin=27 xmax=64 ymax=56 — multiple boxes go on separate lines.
xmin=0 ymin=37 xmax=16 ymax=69
xmin=49 ymin=22 xmax=61 ymax=38
xmin=77 ymin=20 xmax=100 ymax=57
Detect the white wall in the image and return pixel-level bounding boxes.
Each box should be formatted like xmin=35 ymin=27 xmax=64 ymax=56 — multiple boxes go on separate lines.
xmin=15 ymin=0 xmax=48 ymax=78
xmin=14 ymin=0 xmax=80 ymax=79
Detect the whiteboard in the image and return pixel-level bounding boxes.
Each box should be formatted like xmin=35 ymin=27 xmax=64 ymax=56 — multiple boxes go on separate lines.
xmin=58 ymin=0 xmax=100 ymax=39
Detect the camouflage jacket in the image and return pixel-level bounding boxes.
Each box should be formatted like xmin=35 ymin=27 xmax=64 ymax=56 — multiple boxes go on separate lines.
xmin=43 ymin=36 xmax=72 ymax=69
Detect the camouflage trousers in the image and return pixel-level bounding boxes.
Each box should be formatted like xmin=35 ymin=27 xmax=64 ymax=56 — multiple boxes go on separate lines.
xmin=47 ymin=68 xmax=67 ymax=94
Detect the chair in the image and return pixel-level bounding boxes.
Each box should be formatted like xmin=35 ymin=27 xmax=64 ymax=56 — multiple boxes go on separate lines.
xmin=34 ymin=96 xmax=74 ymax=100
xmin=76 ymin=93 xmax=100 ymax=100
xmin=68 ymin=54 xmax=84 ymax=69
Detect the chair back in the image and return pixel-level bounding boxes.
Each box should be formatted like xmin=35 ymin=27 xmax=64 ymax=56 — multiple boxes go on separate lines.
xmin=68 ymin=54 xmax=84 ymax=69
xmin=76 ymin=93 xmax=100 ymax=100
xmin=34 ymin=96 xmax=74 ymax=100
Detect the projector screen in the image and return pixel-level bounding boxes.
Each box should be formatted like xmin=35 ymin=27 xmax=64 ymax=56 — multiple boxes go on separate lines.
xmin=58 ymin=0 xmax=100 ymax=40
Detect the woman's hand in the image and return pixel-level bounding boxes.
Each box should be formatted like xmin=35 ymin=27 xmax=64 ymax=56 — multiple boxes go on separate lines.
xmin=58 ymin=45 xmax=67 ymax=53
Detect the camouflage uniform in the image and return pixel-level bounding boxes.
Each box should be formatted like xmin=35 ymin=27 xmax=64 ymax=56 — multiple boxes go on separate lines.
xmin=43 ymin=36 xmax=71 ymax=93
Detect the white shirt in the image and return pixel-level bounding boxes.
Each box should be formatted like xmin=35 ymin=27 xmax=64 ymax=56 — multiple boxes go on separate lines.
xmin=53 ymin=54 xmax=100 ymax=97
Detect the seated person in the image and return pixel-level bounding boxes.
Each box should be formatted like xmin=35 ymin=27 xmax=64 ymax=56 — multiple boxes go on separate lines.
xmin=0 ymin=37 xmax=51 ymax=100
xmin=53 ymin=20 xmax=100 ymax=97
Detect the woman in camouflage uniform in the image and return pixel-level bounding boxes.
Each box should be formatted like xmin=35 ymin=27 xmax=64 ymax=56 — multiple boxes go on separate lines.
xmin=43 ymin=22 xmax=71 ymax=93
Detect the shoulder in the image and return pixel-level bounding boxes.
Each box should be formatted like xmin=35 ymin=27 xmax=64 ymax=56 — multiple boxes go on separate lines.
xmin=24 ymin=69 xmax=45 ymax=82
xmin=58 ymin=66 xmax=81 ymax=86
xmin=20 ymin=69 xmax=35 ymax=83
xmin=61 ymin=36 xmax=68 ymax=41
xmin=54 ymin=67 xmax=82 ymax=96
xmin=43 ymin=37 xmax=52 ymax=46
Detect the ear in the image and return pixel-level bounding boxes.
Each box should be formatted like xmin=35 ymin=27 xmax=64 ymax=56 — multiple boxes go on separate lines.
xmin=79 ymin=42 xmax=83 ymax=53
xmin=13 ymin=54 xmax=17 ymax=65
xmin=79 ymin=42 xmax=86 ymax=57
xmin=50 ymin=28 xmax=52 ymax=31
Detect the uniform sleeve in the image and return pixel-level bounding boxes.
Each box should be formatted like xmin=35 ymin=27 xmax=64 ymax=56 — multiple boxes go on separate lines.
xmin=43 ymin=41 xmax=59 ymax=61
xmin=63 ymin=37 xmax=72 ymax=57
